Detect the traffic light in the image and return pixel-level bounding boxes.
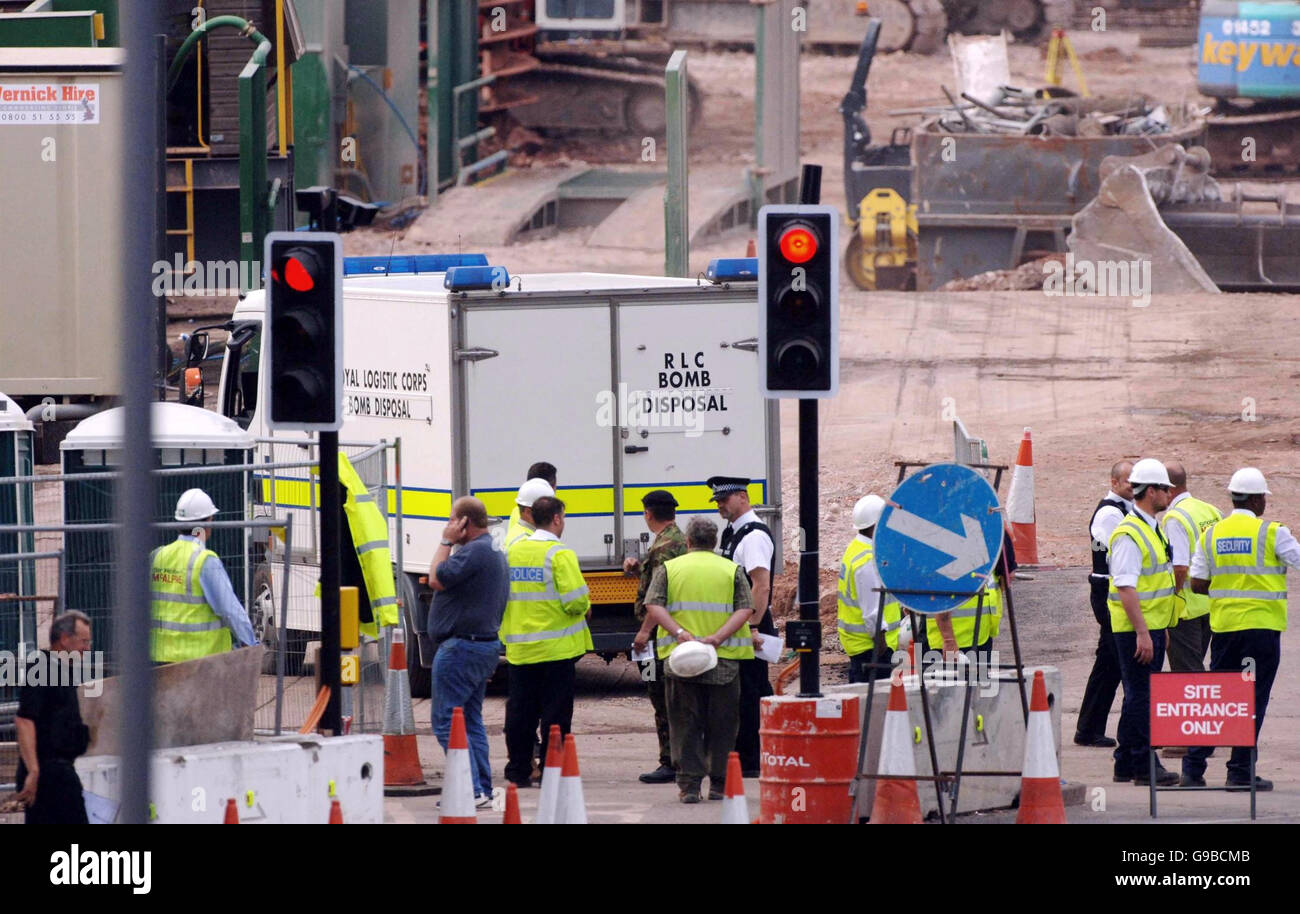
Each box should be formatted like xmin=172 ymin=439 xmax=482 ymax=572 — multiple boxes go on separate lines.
xmin=264 ymin=232 xmax=343 ymax=430
xmin=757 ymin=204 xmax=839 ymax=397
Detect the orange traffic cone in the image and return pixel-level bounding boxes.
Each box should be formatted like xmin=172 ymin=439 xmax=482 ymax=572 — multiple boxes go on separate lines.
xmin=439 ymin=707 xmax=477 ymax=824
xmin=503 ymin=784 xmax=522 ymax=824
xmin=745 ymin=238 xmax=756 ymax=257
xmin=1016 ymin=670 xmax=1066 ymax=824
xmin=223 ymin=798 xmax=239 ymax=824
xmin=328 ymin=799 xmax=344 ymax=824
xmin=721 ymin=751 xmax=748 ymax=824
xmin=555 ymin=733 xmax=588 ymax=824
xmin=383 ymin=626 xmax=427 ymax=789
xmin=1007 ymin=428 xmax=1038 ymax=564
xmin=536 ymin=724 xmax=565 ymax=824
xmin=870 ymin=679 xmax=923 ymax=824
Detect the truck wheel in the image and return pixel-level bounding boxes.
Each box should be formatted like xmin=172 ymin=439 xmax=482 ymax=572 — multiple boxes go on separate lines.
xmin=399 ymin=572 xmax=432 ymax=699
xmin=250 ymin=565 xmax=281 ymax=674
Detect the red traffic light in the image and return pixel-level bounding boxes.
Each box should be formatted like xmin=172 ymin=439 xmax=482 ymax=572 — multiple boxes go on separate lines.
xmin=272 ymin=248 xmax=324 ymax=292
xmin=778 ymin=226 xmax=818 ymax=264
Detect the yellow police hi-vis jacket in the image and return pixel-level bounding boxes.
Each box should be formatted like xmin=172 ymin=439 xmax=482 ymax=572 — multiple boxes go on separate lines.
xmin=1107 ymin=513 xmax=1179 ymax=633
xmin=926 ymin=581 xmax=1002 ymax=650
xmin=836 ymin=538 xmax=903 ymax=656
xmin=504 ymin=509 xmax=534 ymax=550
xmin=1163 ymin=495 xmax=1222 ymax=621
xmin=502 ymin=534 xmax=593 ymax=664
xmin=1199 ymin=513 xmax=1288 ymax=633
xmin=655 ymin=550 xmax=755 ymax=661
xmin=337 ymin=452 xmax=400 ymax=638
xmin=150 ymin=538 xmax=231 ymax=662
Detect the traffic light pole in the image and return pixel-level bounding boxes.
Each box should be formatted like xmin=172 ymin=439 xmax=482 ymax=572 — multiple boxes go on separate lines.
xmin=320 ymin=431 xmax=342 ymax=733
xmin=796 ymin=163 xmax=822 ymax=699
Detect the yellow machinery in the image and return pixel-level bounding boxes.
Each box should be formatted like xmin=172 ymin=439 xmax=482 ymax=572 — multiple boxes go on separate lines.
xmin=846 ymin=187 xmax=918 ymax=291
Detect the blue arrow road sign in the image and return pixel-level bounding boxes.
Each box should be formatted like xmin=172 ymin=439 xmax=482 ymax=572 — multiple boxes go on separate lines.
xmin=874 ymin=464 xmax=1004 ymax=614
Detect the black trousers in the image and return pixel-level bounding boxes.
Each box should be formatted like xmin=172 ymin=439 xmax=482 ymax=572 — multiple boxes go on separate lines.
xmin=1076 ymin=585 xmax=1123 ymax=740
xmin=1183 ymin=629 xmax=1281 ymax=782
xmin=1112 ymin=628 xmax=1167 ymax=778
xmin=735 ymin=658 xmax=772 ymax=772
xmin=503 ymin=657 xmax=577 ymax=786
xmin=21 ymin=760 xmax=88 ymax=825
xmin=848 ymin=643 xmax=894 ymax=683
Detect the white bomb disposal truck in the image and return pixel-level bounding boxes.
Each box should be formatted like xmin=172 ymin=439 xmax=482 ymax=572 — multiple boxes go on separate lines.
xmin=213 ymin=254 xmax=782 ymax=695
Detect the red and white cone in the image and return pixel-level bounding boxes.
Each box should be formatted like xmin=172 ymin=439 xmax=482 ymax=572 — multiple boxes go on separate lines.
xmin=1007 ymin=428 xmax=1038 ymax=564
xmin=438 ymin=707 xmax=477 ymax=824
xmin=383 ymin=626 xmax=426 ymax=787
xmin=536 ymin=724 xmax=565 ymax=825
xmin=503 ymin=784 xmax=522 ymax=824
xmin=223 ymin=798 xmax=239 ymax=824
xmin=721 ymin=751 xmax=749 ymax=824
xmin=870 ymin=679 xmax=923 ymax=824
xmin=1016 ymin=670 xmax=1066 ymax=824
xmin=328 ymin=799 xmax=344 ymax=824
xmin=555 ymin=733 xmax=588 ymax=825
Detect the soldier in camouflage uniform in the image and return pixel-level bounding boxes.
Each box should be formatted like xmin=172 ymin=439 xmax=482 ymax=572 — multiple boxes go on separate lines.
xmin=627 ymin=490 xmax=688 ymax=784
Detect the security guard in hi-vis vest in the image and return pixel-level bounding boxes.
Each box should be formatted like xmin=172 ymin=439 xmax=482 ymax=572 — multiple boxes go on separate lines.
xmin=150 ymin=489 xmax=256 ymax=663
xmin=501 ymin=495 xmax=592 ymax=788
xmin=836 ymin=494 xmax=904 ymax=682
xmin=1159 ymin=461 xmax=1223 ymax=677
xmin=1181 ymin=468 xmax=1300 ymax=792
xmin=643 ymin=516 xmax=754 ymax=803
xmin=1106 ymin=459 xmax=1182 ymax=787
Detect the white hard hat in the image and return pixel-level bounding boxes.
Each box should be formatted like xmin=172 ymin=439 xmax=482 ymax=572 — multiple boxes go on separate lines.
xmin=175 ymin=488 xmax=219 ymax=522
xmin=1228 ymin=467 xmax=1271 ymax=495
xmin=666 ymin=640 xmax=718 ymax=678
xmin=516 ymin=477 xmax=555 ymax=508
xmin=1128 ymin=458 xmax=1172 ymax=487
xmin=852 ymin=494 xmax=885 ymax=530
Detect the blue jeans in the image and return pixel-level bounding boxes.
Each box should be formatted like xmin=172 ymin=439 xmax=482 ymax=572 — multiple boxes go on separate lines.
xmin=432 ymin=638 xmax=500 ymax=797
xmin=1112 ymin=628 xmax=1167 ymax=778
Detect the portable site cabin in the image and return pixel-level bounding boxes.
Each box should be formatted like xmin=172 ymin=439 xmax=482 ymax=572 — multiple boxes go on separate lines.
xmin=60 ymin=403 xmax=255 ymax=661
xmin=0 ymin=392 xmax=36 ymax=706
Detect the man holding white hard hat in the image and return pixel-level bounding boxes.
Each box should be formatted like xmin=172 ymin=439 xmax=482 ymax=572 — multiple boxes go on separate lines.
xmin=642 ymin=517 xmax=754 ymax=804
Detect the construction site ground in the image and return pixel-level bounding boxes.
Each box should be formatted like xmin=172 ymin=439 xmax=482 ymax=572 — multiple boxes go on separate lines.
xmin=163 ymin=29 xmax=1300 ymax=825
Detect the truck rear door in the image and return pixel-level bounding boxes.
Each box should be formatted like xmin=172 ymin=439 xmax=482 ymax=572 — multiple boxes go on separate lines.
xmin=459 ymin=304 xmax=617 ymax=562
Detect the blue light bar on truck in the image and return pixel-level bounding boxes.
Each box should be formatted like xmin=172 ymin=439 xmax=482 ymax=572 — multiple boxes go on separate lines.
xmin=444 ymin=265 xmax=510 ymax=292
xmin=705 ymin=257 xmax=758 ymax=283
xmin=342 ymin=253 xmax=489 ymax=276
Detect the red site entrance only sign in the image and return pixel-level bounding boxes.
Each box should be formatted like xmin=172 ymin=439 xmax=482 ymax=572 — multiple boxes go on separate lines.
xmin=1150 ymin=672 xmax=1256 ymax=747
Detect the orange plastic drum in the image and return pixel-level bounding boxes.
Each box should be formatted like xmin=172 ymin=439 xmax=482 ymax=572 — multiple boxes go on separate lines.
xmin=758 ymin=694 xmax=860 ymax=824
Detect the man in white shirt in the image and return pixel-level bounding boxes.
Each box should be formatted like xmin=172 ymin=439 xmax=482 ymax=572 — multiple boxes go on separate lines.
xmin=709 ymin=475 xmax=776 ymax=778
xmin=1075 ymin=460 xmax=1132 ymax=748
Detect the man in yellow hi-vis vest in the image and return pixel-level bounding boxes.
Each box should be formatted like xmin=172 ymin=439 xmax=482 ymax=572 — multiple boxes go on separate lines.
xmin=1160 ymin=461 xmax=1223 ymax=676
xmin=643 ymin=516 xmax=754 ymax=804
xmin=334 ymin=453 xmax=400 ymax=638
xmin=837 ymin=494 xmax=903 ymax=682
xmin=504 ymin=461 xmax=557 ymax=549
xmin=151 ymin=489 xmax=256 ymax=663
xmin=1181 ymin=468 xmax=1300 ymax=792
xmin=501 ymin=495 xmax=591 ymax=788
xmin=1107 ymin=459 xmax=1181 ymax=787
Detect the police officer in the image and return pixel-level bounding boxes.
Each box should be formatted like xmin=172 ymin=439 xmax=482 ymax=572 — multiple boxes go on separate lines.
xmin=709 ymin=475 xmax=775 ymax=778
xmin=150 ymin=489 xmax=256 ymax=663
xmin=628 ymin=490 xmax=688 ymax=784
xmin=1107 ymin=459 xmax=1180 ymax=786
xmin=1075 ymin=460 xmax=1133 ymax=749
xmin=1181 ymin=468 xmax=1300 ymax=791
xmin=836 ymin=494 xmax=903 ymax=682
xmin=500 ymin=495 xmax=592 ymax=788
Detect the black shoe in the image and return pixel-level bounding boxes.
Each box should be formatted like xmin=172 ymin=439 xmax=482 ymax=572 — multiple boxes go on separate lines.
xmin=1226 ymin=776 xmax=1272 ymax=792
xmin=1133 ymin=769 xmax=1179 ymax=787
xmin=1113 ymin=772 xmax=1135 ymax=783
xmin=639 ymin=764 xmax=676 ymax=784
xmin=1179 ymin=774 xmax=1205 ymax=788
xmin=1074 ymin=733 xmax=1118 ymax=748
xmin=741 ymin=769 xmax=760 ymax=779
